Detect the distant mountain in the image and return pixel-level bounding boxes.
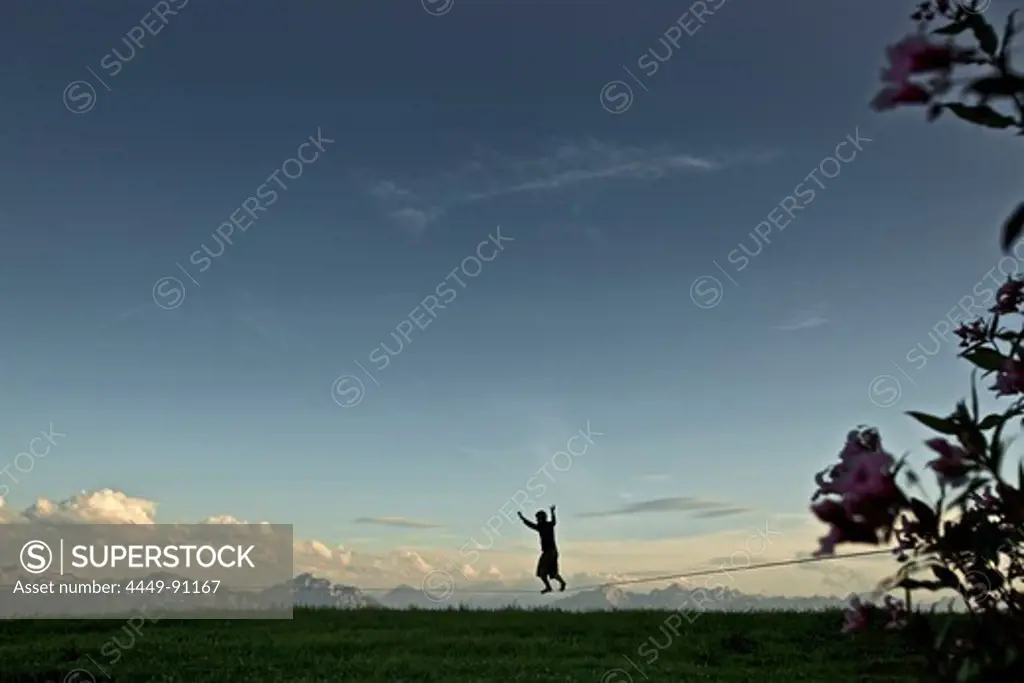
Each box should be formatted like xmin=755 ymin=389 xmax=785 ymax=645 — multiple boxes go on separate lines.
xmin=378 ymin=583 xmax=447 ymax=610
xmin=0 ymin=568 xmax=965 ymax=615
xmin=289 ymin=573 xmax=381 ymax=609
xmin=548 ymin=586 xmax=632 ymax=611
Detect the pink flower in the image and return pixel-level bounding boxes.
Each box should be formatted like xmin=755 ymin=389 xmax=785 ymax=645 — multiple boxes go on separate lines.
xmin=925 ymin=438 xmax=969 ymax=483
xmin=991 ymin=359 xmax=1024 ymax=397
xmin=881 ymin=34 xmax=960 ymax=82
xmin=839 ymin=428 xmax=881 ymax=461
xmin=810 ymin=428 xmax=902 ymax=556
xmin=814 ymin=525 xmax=843 ymax=557
xmin=834 ymin=451 xmax=898 ymax=512
xmin=883 ymin=595 xmax=908 ymax=630
xmin=812 ymin=499 xmax=846 ymax=524
xmin=870 ymin=83 xmax=931 ymax=111
xmin=870 ymin=34 xmax=968 ymax=112
xmin=970 ymin=485 xmax=998 ymax=510
xmin=812 ymin=501 xmax=857 ymax=556
xmin=991 ymin=279 xmax=1024 ymax=314
xmin=842 ymin=596 xmax=870 ymax=633
xmin=953 ymin=320 xmax=987 ymax=348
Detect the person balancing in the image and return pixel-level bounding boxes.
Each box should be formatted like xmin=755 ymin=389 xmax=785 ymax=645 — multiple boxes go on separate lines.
xmin=518 ymin=504 xmax=567 ymax=594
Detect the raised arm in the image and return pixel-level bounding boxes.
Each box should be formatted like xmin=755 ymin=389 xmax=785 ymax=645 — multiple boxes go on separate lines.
xmin=549 ymin=504 xmax=556 ymax=525
xmin=517 ymin=510 xmax=538 ymax=530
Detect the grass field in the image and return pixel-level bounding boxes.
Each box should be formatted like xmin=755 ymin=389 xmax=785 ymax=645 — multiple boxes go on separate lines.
xmin=0 ymin=608 xmax=923 ymax=682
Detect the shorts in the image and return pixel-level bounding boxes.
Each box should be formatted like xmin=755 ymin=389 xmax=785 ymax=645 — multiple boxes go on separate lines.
xmin=536 ymin=550 xmax=559 ymax=578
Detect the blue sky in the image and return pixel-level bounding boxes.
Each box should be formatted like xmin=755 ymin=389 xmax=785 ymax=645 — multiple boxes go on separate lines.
xmin=0 ymin=0 xmax=1020 ymax=592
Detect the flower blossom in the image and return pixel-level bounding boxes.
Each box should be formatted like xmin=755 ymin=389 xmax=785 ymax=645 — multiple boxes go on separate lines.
xmin=870 ymin=34 xmax=966 ymax=111
xmin=969 ymin=484 xmax=998 ymax=512
xmin=953 ymin=319 xmax=987 ymax=348
xmin=811 ymin=428 xmax=901 ymax=556
xmin=842 ymin=596 xmax=870 ymax=633
xmin=991 ymin=279 xmax=1024 ymax=314
xmin=991 ymin=359 xmax=1024 ymax=397
xmin=883 ymin=595 xmax=908 ymax=630
xmin=925 ymin=438 xmax=970 ymax=484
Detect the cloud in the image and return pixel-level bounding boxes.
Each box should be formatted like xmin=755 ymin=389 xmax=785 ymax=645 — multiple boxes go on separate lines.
xmin=368 ymin=139 xmax=764 ymax=211
xmin=353 ymin=516 xmax=444 ymax=529
xmin=774 ymin=305 xmax=829 ymax=332
xmin=577 ymin=496 xmax=743 ymax=519
xmin=368 ymin=179 xmax=412 ymax=201
xmin=775 ymin=315 xmax=828 ymax=332
xmin=462 ymin=150 xmax=720 ymax=201
xmin=388 ymin=207 xmax=443 ymax=237
xmin=690 ymin=507 xmax=755 ymax=519
xmin=0 ymin=489 xmax=901 ymax=596
xmin=11 ymin=489 xmax=159 ymax=525
xmin=361 ymin=141 xmax=775 ymax=240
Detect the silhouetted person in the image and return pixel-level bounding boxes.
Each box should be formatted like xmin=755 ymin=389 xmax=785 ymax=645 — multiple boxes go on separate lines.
xmin=518 ymin=504 xmax=566 ymax=593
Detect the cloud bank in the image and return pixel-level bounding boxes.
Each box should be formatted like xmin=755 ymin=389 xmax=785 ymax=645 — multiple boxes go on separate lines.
xmin=0 ymin=489 xmax=899 ymax=596
xmin=577 ymin=496 xmax=751 ymax=519
xmin=353 ymin=516 xmax=444 ymax=529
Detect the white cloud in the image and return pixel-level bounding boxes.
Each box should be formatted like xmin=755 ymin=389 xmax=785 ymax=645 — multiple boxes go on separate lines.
xmin=577 ymin=496 xmax=750 ymax=519
xmin=774 ymin=306 xmax=829 ymax=332
xmin=368 ymin=179 xmax=412 ymax=201
xmin=364 ymin=139 xmax=769 ymax=219
xmin=775 ymin=315 xmax=829 ymax=332
xmin=388 ymin=207 xmax=443 ymax=237
xmin=7 ymin=489 xmax=158 ymax=525
xmin=460 ymin=141 xmax=722 ymax=201
xmin=202 ymin=514 xmax=247 ymax=524
xmin=360 ymin=141 xmax=775 ymax=242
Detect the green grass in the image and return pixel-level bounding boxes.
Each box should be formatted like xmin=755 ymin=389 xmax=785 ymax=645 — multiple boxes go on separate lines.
xmin=0 ymin=608 xmax=923 ymax=682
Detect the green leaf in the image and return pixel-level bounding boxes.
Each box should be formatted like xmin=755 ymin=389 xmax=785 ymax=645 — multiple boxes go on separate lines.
xmin=999 ymin=11 xmax=1019 ymax=60
xmin=954 ymin=400 xmax=971 ymax=424
xmin=906 ymin=411 xmax=960 ymax=435
xmin=955 ymin=403 xmax=987 ymax=455
xmin=1000 ymin=201 xmax=1024 ymax=254
xmin=967 ymin=75 xmax=1024 ymax=98
xmin=910 ymin=498 xmax=938 ymax=535
xmin=990 ymin=437 xmax=1005 ymax=475
xmin=932 ymin=565 xmax=960 ymax=588
xmin=946 ymin=103 xmax=1017 ymax=129
xmin=934 ymin=617 xmax=954 ymax=650
xmin=897 ymin=577 xmax=943 ymax=590
xmin=956 ymin=657 xmax=981 ymax=682
xmin=970 ymin=371 xmax=979 ymax=420
xmin=978 ymin=413 xmax=1003 ymax=430
xmin=962 ymin=347 xmax=1007 ymax=372
xmin=967 ymin=13 xmax=1000 ymax=56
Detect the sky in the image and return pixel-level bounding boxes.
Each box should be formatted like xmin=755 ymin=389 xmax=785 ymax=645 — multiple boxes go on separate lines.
xmin=0 ymin=0 xmax=1021 ymax=597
